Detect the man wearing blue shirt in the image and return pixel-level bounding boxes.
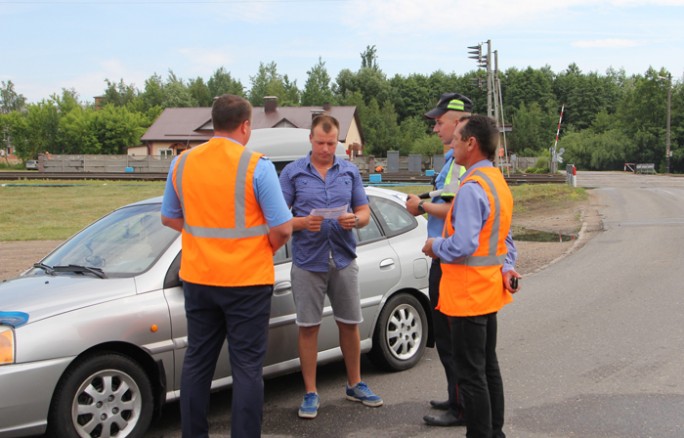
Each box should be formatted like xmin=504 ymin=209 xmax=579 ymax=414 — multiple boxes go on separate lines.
xmin=279 ymin=114 xmax=382 ymax=419
xmin=423 ymin=114 xmax=521 ymax=438
xmin=406 ymin=92 xmax=471 ymax=427
xmin=161 ymin=94 xmax=292 ymax=438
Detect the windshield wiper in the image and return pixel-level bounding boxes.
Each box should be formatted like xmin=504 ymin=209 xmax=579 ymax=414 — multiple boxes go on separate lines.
xmin=34 ymin=262 xmax=106 ymax=278
xmin=53 ymin=264 xmax=107 ymax=279
xmin=33 ymin=262 xmax=55 ymax=275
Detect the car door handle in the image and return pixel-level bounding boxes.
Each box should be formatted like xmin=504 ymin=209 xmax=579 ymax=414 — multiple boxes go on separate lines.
xmin=274 ymin=281 xmax=292 ymax=296
xmin=379 ymin=258 xmax=395 ymax=268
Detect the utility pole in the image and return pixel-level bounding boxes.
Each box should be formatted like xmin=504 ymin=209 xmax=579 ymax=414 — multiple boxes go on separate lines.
xmin=468 ymin=40 xmax=494 ymax=117
xmin=469 ymin=40 xmax=506 ymax=169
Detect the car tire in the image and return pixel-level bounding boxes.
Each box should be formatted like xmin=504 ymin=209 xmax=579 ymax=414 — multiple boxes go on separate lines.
xmin=369 ymin=293 xmax=428 ymax=371
xmin=47 ymin=353 xmax=154 ymax=438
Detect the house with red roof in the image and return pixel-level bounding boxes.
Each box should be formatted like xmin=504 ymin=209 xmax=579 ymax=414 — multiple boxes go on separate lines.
xmin=132 ymin=97 xmax=364 ymax=158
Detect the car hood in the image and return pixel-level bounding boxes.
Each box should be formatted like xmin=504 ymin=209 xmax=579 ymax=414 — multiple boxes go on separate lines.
xmin=0 ymin=274 xmax=138 ymax=324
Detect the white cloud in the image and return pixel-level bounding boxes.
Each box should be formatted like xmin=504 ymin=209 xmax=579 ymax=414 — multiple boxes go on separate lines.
xmin=178 ymin=48 xmax=235 ymax=72
xmin=342 ymin=0 xmax=593 ymax=34
xmin=572 ymin=38 xmax=642 ymax=48
xmin=57 ymin=59 xmax=149 ymax=103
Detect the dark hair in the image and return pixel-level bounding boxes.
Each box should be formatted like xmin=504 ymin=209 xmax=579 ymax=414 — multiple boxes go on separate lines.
xmin=458 ymin=114 xmax=499 ymax=161
xmin=211 ymin=94 xmax=252 ymax=132
xmin=310 ymin=114 xmax=339 ymax=135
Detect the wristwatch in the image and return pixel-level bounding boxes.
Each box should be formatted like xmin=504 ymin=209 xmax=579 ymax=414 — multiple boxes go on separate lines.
xmin=353 ymin=214 xmax=360 ymax=228
xmin=417 ymin=200 xmax=426 ymax=214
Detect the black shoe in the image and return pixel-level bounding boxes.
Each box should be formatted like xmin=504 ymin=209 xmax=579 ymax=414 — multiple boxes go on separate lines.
xmin=423 ymin=411 xmax=466 ymax=427
xmin=429 ymin=399 xmax=450 ymax=410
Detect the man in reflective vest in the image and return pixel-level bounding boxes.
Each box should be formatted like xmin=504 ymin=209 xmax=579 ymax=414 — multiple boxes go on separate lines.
xmin=406 ymin=92 xmax=471 ymax=427
xmin=423 ymin=114 xmax=521 ymax=438
xmin=161 ymin=94 xmax=293 ymax=438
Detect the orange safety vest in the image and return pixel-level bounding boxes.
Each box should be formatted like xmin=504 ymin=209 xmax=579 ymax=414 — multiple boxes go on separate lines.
xmin=438 ymin=167 xmax=514 ymax=316
xmin=172 ymin=137 xmax=273 ymax=287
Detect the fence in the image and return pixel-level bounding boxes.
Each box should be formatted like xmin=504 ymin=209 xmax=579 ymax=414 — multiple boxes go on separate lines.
xmin=39 ymin=155 xmax=174 ymax=173
xmin=37 ymin=153 xmax=539 ymax=175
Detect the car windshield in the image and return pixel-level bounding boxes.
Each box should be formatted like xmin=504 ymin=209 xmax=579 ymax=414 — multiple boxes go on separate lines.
xmin=39 ymin=202 xmax=179 ymax=277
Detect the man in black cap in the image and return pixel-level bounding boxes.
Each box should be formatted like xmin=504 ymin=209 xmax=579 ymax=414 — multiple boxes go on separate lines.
xmin=406 ymin=92 xmax=472 ymax=427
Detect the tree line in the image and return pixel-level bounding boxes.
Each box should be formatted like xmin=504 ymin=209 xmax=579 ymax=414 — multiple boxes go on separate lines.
xmin=1 ymin=46 xmax=681 ymax=172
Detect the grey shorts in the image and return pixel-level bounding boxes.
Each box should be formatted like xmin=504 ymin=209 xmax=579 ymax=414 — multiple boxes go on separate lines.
xmin=291 ymin=259 xmax=363 ymax=326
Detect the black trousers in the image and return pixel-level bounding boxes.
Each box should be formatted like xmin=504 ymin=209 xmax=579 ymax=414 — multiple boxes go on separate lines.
xmin=450 ymin=312 xmax=505 ymax=438
xmin=429 ymin=260 xmax=464 ymax=417
xmin=180 ymin=281 xmax=273 ymax=438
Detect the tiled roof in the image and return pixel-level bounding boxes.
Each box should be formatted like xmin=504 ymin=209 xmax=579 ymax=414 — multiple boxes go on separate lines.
xmin=141 ymin=106 xmax=359 ymax=143
xmin=140 ymin=108 xmax=212 ymax=142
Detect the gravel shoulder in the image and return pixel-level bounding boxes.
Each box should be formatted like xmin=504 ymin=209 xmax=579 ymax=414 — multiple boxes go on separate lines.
xmin=0 ymin=193 xmax=603 ymax=281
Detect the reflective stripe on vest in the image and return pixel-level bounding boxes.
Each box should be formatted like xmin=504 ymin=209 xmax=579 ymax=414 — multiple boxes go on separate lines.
xmin=175 ymin=148 xmax=268 ymax=239
xmin=441 ymin=160 xmax=466 ymax=198
xmin=444 ymin=169 xmax=506 ymax=266
xmin=438 ymin=166 xmax=513 ymax=316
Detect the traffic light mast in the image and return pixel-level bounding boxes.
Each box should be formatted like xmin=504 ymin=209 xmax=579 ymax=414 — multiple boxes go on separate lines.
xmin=468 ymin=40 xmax=509 ymax=172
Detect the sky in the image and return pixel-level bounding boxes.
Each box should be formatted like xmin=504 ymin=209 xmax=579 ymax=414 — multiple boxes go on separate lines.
xmin=2 ymin=0 xmax=684 ymax=104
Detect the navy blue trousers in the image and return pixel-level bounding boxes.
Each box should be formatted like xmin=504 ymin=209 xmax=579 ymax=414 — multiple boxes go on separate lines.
xmin=180 ymin=281 xmax=273 ymax=438
xmin=450 ymin=312 xmax=505 ymax=438
xmin=430 ymin=260 xmax=465 ymax=417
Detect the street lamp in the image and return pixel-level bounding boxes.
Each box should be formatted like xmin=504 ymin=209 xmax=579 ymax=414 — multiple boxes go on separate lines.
xmin=658 ymin=75 xmax=672 ymax=173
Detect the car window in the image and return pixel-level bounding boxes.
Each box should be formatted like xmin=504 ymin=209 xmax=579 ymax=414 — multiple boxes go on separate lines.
xmin=41 ymin=203 xmax=179 ymax=277
xmin=356 ymin=210 xmax=383 ymax=243
xmin=371 ymin=196 xmax=418 ymax=238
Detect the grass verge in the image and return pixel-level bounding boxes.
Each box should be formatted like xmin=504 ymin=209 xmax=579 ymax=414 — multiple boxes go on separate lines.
xmin=0 ymin=180 xmax=585 ymax=241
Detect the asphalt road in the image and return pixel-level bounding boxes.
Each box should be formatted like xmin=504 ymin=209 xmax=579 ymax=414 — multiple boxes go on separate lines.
xmin=148 ymin=171 xmax=684 ymax=437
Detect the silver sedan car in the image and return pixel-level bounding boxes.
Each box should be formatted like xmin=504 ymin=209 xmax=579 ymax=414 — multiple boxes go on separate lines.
xmin=0 ymin=186 xmax=432 ymax=438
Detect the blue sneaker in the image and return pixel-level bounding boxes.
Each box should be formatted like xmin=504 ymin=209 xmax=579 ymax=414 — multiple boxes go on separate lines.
xmin=345 ymin=381 xmax=383 ymax=407
xmin=298 ymin=392 xmax=320 ymax=419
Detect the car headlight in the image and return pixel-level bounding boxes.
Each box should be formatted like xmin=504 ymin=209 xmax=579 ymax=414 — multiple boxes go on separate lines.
xmin=0 ymin=326 xmax=15 ymax=365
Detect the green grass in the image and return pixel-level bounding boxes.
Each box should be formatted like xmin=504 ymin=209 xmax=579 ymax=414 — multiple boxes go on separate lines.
xmin=0 ymin=180 xmax=166 ymax=241
xmin=389 ymin=183 xmax=587 ymax=215
xmin=509 ymin=184 xmax=587 ymax=214
xmin=1 ymin=180 xmax=585 ymax=241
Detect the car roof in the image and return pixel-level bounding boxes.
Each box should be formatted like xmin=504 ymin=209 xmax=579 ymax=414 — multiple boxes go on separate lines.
xmin=246 ymin=128 xmax=347 ymax=163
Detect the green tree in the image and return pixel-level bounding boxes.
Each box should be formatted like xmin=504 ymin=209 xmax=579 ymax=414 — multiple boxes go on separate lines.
xmin=561 ymin=127 xmax=630 ymax=170
xmin=207 ymin=67 xmax=245 ymax=98
xmin=360 ymin=45 xmax=379 ymax=71
xmin=616 ymin=68 xmax=672 ymax=170
xmin=359 ymin=98 xmax=400 ymax=156
xmin=100 ymin=79 xmax=139 ymax=108
xmin=502 ymin=66 xmax=556 ymax=115
xmin=1 ymin=111 xmax=28 ymax=159
xmin=249 ymin=62 xmax=287 ymax=106
xmin=188 ymin=77 xmax=212 ymax=107
xmin=411 ymin=135 xmax=443 ymax=163
xmin=58 ymin=107 xmax=100 ymax=154
xmin=140 ymin=74 xmax=165 ymax=110
xmin=553 ymin=64 xmax=623 ymax=131
xmin=162 ymin=71 xmax=195 ymax=108
xmin=12 ymin=101 xmax=60 ymax=158
xmin=301 ymin=57 xmax=335 ymax=106
xmin=90 ymin=105 xmax=147 ymax=154
xmin=281 ymin=75 xmax=301 ymax=106
xmin=387 ymin=73 xmax=432 ymax=124
xmin=1 ymin=80 xmax=26 ymax=113
xmin=508 ymin=101 xmax=557 ymax=156
xmin=397 ymin=115 xmax=430 ymax=155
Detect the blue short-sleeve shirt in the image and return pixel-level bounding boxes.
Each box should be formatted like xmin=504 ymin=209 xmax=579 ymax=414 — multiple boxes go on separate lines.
xmin=279 ymin=153 xmax=368 ymax=272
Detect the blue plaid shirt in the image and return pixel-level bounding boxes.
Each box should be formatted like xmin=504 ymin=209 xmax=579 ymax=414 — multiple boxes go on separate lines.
xmin=279 ymin=153 xmax=368 ymax=272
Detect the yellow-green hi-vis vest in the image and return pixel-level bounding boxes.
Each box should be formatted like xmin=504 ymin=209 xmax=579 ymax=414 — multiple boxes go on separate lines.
xmin=441 ymin=160 xmax=467 ymax=199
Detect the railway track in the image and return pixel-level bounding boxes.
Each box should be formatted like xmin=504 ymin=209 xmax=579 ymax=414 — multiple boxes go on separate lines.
xmin=0 ymin=171 xmax=567 ymax=185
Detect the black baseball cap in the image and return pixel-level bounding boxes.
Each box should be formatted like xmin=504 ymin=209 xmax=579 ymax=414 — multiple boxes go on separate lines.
xmin=424 ymin=92 xmax=473 ymax=119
